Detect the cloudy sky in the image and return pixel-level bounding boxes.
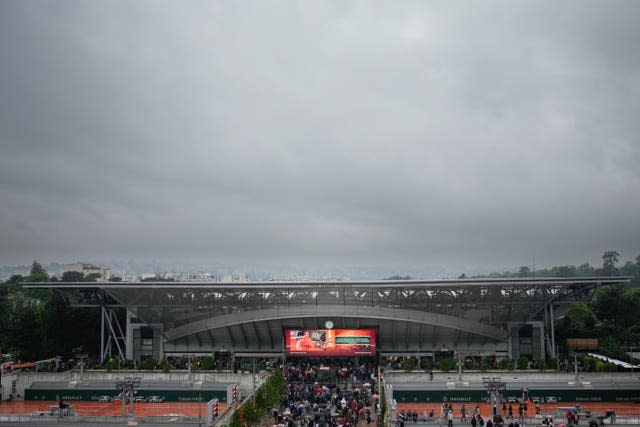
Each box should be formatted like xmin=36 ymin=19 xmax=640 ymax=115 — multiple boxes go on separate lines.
xmin=1 ymin=1 xmax=639 ymax=275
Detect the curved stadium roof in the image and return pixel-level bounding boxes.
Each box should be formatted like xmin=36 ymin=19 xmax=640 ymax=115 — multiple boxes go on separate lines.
xmin=25 ymin=277 xmax=631 ymax=356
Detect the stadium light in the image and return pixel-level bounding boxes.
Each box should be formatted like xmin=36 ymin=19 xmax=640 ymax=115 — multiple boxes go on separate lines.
xmin=114 ymin=376 xmax=141 ymax=418
xmin=482 ymin=377 xmax=506 ymax=418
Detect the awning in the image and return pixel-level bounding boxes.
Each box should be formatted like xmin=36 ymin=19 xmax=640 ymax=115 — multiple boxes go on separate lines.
xmin=587 ymin=353 xmax=640 ymax=369
xmin=12 ymin=362 xmax=36 ymax=369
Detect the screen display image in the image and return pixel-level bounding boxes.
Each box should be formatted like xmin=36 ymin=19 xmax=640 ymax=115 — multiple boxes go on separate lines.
xmin=285 ymin=328 xmax=376 ymax=356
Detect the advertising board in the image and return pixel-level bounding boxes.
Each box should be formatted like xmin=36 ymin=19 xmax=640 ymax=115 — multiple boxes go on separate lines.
xmin=284 ymin=328 xmax=376 ymax=356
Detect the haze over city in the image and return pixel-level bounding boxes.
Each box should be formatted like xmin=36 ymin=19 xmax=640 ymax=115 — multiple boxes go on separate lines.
xmin=1 ymin=1 xmax=639 ymax=278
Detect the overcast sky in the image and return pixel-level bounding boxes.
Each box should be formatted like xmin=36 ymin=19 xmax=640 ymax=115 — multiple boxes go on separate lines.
xmin=1 ymin=1 xmax=639 ymax=275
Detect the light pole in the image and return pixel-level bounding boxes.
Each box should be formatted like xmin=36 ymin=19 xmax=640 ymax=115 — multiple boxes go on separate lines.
xmin=115 ymin=376 xmax=141 ymax=418
xmin=482 ymin=377 xmax=506 ymax=419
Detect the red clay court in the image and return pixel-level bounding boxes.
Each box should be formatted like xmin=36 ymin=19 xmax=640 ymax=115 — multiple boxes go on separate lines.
xmin=2 ymin=401 xmax=639 ymax=420
xmin=0 ymin=401 xmax=228 ymax=417
xmin=395 ymin=402 xmax=640 ymax=420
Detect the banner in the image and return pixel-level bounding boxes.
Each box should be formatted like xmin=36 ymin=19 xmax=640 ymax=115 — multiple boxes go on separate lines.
xmin=285 ymin=328 xmax=376 ymax=356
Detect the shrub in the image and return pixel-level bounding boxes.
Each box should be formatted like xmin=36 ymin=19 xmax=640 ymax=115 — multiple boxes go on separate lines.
xmin=201 ymin=356 xmax=215 ymax=370
xmin=480 ymin=357 xmax=492 ymax=372
xmin=421 ymin=357 xmax=433 ymax=371
xmin=403 ymin=357 xmax=417 ymax=371
xmin=142 ymin=358 xmax=156 ymax=370
xmin=105 ymin=357 xmax=119 ymax=371
xmin=581 ymin=355 xmax=597 ymax=372
xmin=498 ymin=358 xmax=514 ymax=370
xmin=439 ymin=358 xmax=457 ymax=372
xmin=517 ymin=356 xmax=529 ymax=370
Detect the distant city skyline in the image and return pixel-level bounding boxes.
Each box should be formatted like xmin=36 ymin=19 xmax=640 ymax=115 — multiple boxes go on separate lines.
xmin=1 ymin=2 xmax=639 ymax=271
xmin=1 ymin=252 xmax=638 ymax=283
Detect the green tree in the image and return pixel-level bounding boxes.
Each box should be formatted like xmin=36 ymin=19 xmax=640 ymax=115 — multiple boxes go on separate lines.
xmin=576 ymin=263 xmax=596 ymax=277
xmin=592 ymin=284 xmax=628 ymax=330
xmin=9 ymin=302 xmax=41 ymax=359
xmin=599 ymin=336 xmax=623 ymax=359
xmin=230 ymin=408 xmax=242 ymax=427
xmin=28 ymin=261 xmax=48 ymax=282
xmin=601 ymin=251 xmax=620 ymax=276
xmin=555 ymin=266 xmax=576 ymax=277
xmin=556 ymin=303 xmax=597 ymax=339
xmin=0 ymin=283 xmax=9 ymax=343
xmin=242 ymin=400 xmax=263 ymax=427
xmin=6 ymin=274 xmax=24 ymax=285
xmin=518 ymin=266 xmax=530 ymax=277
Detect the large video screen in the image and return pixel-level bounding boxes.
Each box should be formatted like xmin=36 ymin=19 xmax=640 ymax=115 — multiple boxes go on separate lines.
xmin=285 ymin=328 xmax=376 ymax=356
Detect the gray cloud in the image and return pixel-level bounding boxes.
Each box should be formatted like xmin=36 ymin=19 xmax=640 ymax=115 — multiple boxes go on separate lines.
xmin=1 ymin=1 xmax=639 ymax=274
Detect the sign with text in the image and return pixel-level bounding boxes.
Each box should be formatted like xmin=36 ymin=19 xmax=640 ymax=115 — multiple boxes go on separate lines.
xmin=285 ymin=328 xmax=376 ymax=356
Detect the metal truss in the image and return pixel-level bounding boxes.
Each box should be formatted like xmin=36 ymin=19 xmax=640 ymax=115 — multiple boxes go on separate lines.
xmin=101 ymin=306 xmax=127 ymax=362
xmin=26 ymin=277 xmax=632 ymax=357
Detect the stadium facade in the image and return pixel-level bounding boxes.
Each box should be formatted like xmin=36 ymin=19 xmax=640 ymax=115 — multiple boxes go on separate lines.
xmin=26 ymin=277 xmax=630 ymax=363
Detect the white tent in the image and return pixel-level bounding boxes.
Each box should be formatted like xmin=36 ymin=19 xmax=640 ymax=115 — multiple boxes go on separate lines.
xmin=587 ymin=353 xmax=640 ymax=369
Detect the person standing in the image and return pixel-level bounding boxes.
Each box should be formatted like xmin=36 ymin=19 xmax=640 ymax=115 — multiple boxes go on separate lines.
xmin=462 ymin=403 xmax=468 ymax=422
xmin=472 ymin=415 xmax=478 ymax=427
xmin=448 ymin=408 xmax=455 ymax=427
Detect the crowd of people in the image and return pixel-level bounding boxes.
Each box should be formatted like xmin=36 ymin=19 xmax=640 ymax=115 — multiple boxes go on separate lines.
xmin=399 ymin=400 xmax=540 ymax=427
xmin=273 ymin=358 xmax=379 ymax=427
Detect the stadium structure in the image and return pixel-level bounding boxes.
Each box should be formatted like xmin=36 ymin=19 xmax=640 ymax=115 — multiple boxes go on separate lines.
xmin=25 ymin=277 xmax=631 ymax=364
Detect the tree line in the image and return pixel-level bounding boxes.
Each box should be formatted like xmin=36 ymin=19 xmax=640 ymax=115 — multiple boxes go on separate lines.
xmin=0 ymin=261 xmax=101 ymax=361
xmin=473 ymin=251 xmax=640 ymax=280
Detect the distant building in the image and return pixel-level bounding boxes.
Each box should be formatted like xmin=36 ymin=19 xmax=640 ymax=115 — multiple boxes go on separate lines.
xmin=65 ymin=262 xmax=111 ymax=281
